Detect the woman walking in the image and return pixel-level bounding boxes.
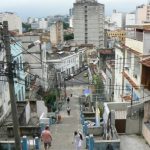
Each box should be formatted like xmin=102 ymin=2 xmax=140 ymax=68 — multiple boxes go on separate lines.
xmin=73 ymin=131 xmax=83 ymax=150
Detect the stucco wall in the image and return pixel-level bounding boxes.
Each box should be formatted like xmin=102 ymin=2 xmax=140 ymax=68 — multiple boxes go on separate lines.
xmin=37 ymin=101 xmax=47 ymax=118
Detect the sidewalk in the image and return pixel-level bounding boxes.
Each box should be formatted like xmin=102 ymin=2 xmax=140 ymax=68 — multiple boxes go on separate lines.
xmin=41 ymin=86 xmax=86 ymax=150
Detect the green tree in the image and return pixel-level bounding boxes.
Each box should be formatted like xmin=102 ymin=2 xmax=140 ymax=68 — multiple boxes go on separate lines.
xmin=22 ymin=23 xmax=32 ymax=32
xmin=64 ymin=33 xmax=74 ymax=41
xmin=44 ymin=89 xmax=59 ymax=112
xmin=93 ymin=74 xmax=104 ymax=94
xmin=63 ymin=22 xmax=69 ymax=29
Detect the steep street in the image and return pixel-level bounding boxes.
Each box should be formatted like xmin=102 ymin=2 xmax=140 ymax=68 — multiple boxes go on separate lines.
xmin=41 ymin=85 xmax=87 ymax=150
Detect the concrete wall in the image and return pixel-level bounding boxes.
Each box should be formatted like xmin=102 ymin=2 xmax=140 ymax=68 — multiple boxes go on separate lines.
xmin=37 ymin=101 xmax=47 ymax=118
xmin=88 ymin=126 xmax=103 ymax=136
xmin=94 ymin=140 xmax=120 ymax=150
xmin=142 ymin=124 xmax=150 ymax=145
xmin=107 ymin=102 xmax=130 ymax=111
xmin=125 ymin=103 xmax=143 ymax=134
xmin=25 ymin=102 xmax=31 ymax=124
xmin=143 ymin=32 xmax=150 ymax=55
xmin=114 ymin=46 xmax=123 ymax=102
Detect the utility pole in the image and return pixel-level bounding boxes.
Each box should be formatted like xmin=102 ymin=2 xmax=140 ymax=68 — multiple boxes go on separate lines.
xmin=121 ymin=46 xmax=125 ymax=102
xmin=3 ymin=21 xmax=21 ymax=149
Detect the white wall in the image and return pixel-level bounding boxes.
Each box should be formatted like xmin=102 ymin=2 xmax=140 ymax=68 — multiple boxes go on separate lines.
xmin=37 ymin=101 xmax=48 ymax=118
xmin=111 ymin=12 xmax=123 ymax=28
xmin=143 ymin=32 xmax=150 ymax=55
xmin=114 ymin=46 xmax=123 ymax=102
xmin=25 ymin=102 xmax=31 ymax=124
xmin=126 ymin=13 xmax=135 ymax=26
xmin=135 ymin=5 xmax=147 ymax=24
xmin=0 ymin=12 xmax=22 ymax=34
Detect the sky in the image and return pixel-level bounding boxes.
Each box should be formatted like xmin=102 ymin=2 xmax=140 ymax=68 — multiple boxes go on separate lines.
xmin=0 ymin=0 xmax=148 ymax=20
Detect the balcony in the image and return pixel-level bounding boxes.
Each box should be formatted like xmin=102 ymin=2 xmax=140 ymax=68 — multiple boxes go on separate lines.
xmin=125 ymin=38 xmax=143 ymax=54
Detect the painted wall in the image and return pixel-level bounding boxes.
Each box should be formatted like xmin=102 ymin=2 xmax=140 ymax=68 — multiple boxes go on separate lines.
xmin=11 ymin=42 xmax=25 ymax=101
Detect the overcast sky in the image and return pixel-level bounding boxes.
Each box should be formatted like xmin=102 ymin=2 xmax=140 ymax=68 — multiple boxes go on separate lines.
xmin=0 ymin=0 xmax=148 ymax=20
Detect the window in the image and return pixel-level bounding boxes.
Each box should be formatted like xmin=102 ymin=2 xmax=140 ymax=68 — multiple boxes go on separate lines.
xmin=22 ymin=87 xmax=24 ymax=101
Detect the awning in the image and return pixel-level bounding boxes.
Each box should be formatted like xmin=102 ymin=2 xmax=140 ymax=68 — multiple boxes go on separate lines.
xmin=122 ymin=71 xmax=139 ymax=89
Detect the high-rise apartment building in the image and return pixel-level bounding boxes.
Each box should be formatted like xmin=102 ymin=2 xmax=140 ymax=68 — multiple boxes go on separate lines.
xmin=136 ymin=3 xmax=150 ymax=24
xmin=73 ymin=0 xmax=104 ymax=48
xmin=50 ymin=21 xmax=64 ymax=46
xmin=111 ymin=10 xmax=126 ymax=29
xmin=126 ymin=12 xmax=135 ymax=26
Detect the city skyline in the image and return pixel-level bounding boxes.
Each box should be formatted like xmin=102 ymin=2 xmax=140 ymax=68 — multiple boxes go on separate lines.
xmin=0 ymin=0 xmax=148 ymax=20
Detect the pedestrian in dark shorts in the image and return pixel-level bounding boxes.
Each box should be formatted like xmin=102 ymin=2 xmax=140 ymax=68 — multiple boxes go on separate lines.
xmin=67 ymin=97 xmax=70 ymax=104
xmin=41 ymin=125 xmax=52 ymax=150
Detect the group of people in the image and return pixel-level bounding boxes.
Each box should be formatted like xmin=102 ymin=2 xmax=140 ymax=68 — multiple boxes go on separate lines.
xmin=41 ymin=93 xmax=84 ymax=150
xmin=41 ymin=126 xmax=83 ymax=150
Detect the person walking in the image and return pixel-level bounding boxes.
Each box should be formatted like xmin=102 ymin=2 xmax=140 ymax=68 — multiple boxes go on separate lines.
xmin=67 ymin=97 xmax=70 ymax=104
xmin=41 ymin=125 xmax=52 ymax=150
xmin=67 ymin=106 xmax=71 ymax=116
xmin=73 ymin=131 xmax=83 ymax=150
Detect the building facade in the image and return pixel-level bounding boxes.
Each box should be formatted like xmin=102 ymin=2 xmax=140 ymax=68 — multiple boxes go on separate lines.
xmin=136 ymin=3 xmax=150 ymax=24
xmin=126 ymin=13 xmax=135 ymax=26
xmin=107 ymin=30 xmax=126 ymax=44
xmin=114 ymin=25 xmax=150 ymax=102
xmin=0 ymin=12 xmax=22 ymax=34
xmin=111 ymin=10 xmax=125 ymax=29
xmin=50 ymin=21 xmax=64 ymax=46
xmin=73 ymin=0 xmax=104 ymax=48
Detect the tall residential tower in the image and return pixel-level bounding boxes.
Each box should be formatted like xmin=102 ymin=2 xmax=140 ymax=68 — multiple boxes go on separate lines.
xmin=73 ymin=0 xmax=104 ymax=48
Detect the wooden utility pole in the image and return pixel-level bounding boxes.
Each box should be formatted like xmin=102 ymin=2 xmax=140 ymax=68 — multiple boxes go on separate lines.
xmin=3 ymin=21 xmax=21 ymax=149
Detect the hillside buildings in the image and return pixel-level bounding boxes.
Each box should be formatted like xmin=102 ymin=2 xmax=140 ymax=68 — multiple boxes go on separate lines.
xmin=73 ymin=0 xmax=104 ymax=48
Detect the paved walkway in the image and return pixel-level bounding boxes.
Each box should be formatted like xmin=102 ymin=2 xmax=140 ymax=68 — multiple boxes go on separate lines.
xmin=41 ymin=86 xmax=86 ymax=150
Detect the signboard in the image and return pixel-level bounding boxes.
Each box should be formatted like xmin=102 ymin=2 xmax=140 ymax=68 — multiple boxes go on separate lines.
xmin=83 ymin=89 xmax=91 ymax=97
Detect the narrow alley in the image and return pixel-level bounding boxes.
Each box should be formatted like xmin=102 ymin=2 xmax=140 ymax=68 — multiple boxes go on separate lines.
xmin=41 ymin=85 xmax=87 ymax=150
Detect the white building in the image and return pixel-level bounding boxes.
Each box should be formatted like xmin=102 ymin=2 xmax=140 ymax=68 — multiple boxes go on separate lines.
xmin=105 ymin=16 xmax=117 ymax=31
xmin=111 ymin=10 xmax=125 ymax=29
xmin=27 ymin=17 xmax=34 ymax=24
xmin=47 ymin=48 xmax=85 ymax=78
xmin=135 ymin=3 xmax=150 ymax=24
xmin=114 ymin=43 xmax=124 ymax=102
xmin=39 ymin=20 xmax=48 ymax=30
xmin=126 ymin=13 xmax=135 ymax=26
xmin=114 ymin=24 xmax=150 ymax=103
xmin=73 ymin=0 xmax=104 ymax=48
xmin=50 ymin=21 xmax=64 ymax=46
xmin=31 ymin=18 xmax=48 ymax=30
xmin=16 ymin=35 xmax=49 ymax=91
xmin=0 ymin=12 xmax=22 ymax=34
